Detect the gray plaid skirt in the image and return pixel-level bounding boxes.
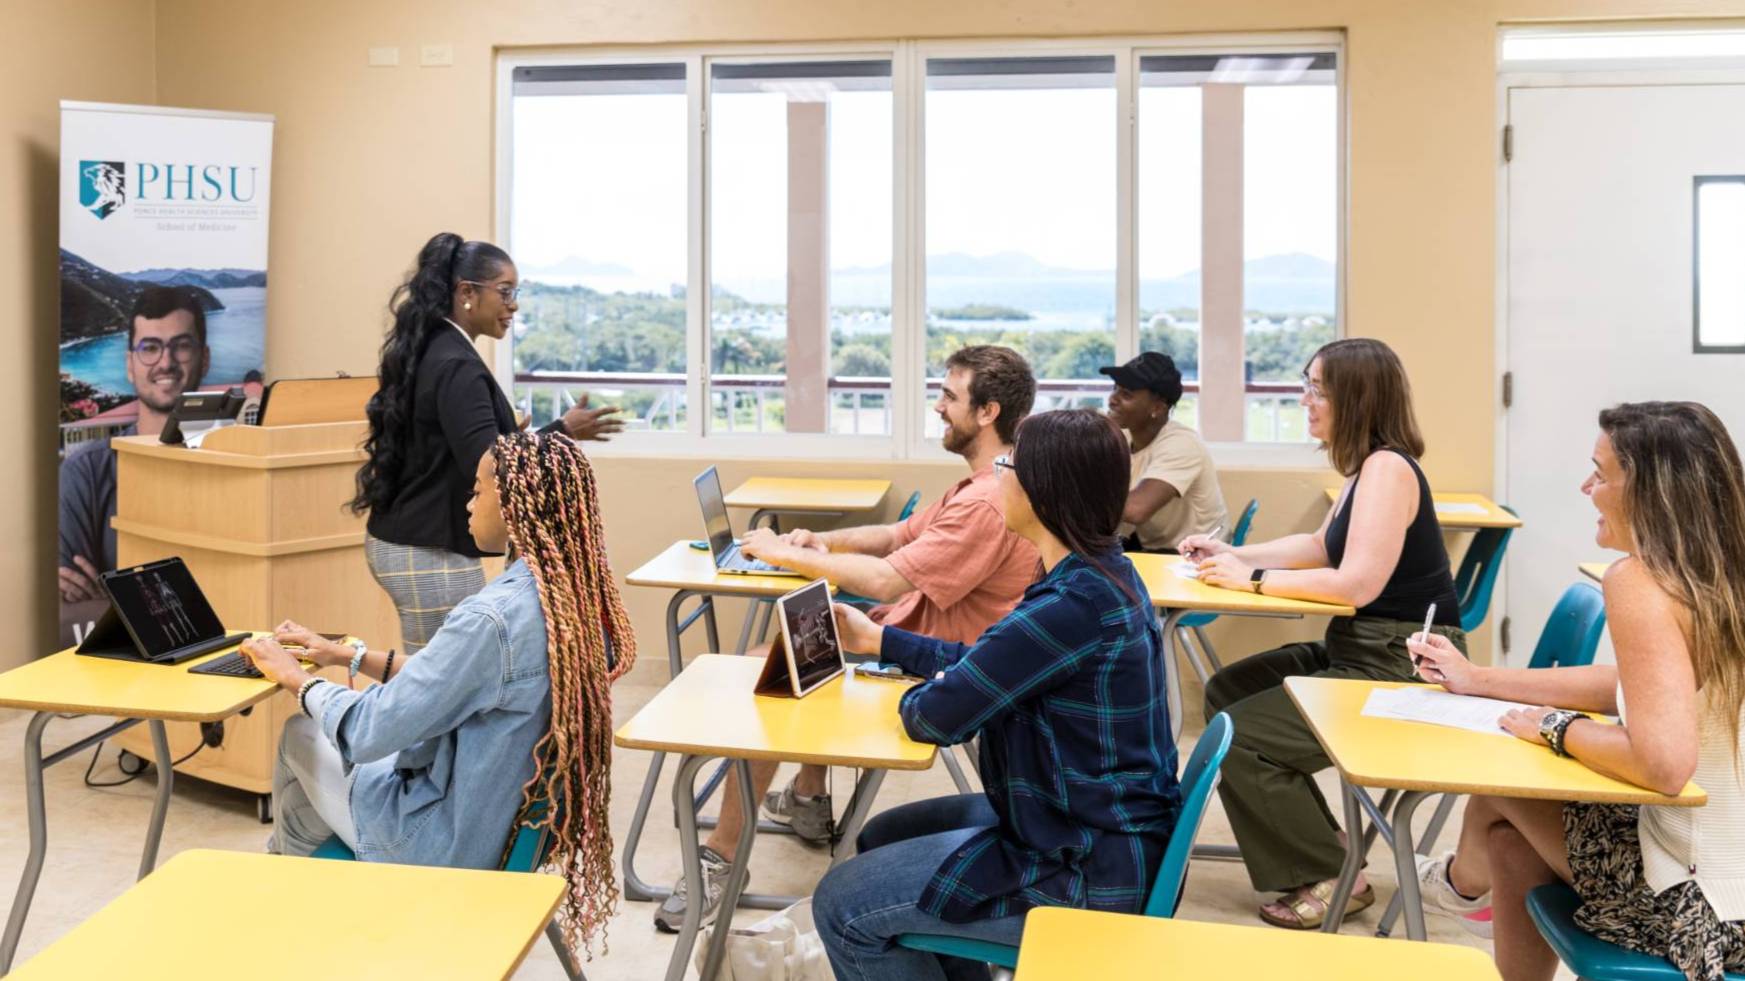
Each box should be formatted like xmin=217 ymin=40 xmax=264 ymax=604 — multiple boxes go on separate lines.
xmin=1566 ymin=802 xmax=1745 ymax=981
xmin=363 ymin=535 xmax=486 ymax=654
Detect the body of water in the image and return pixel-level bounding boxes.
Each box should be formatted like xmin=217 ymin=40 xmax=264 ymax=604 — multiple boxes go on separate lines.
xmin=61 ymin=287 xmax=267 ymax=394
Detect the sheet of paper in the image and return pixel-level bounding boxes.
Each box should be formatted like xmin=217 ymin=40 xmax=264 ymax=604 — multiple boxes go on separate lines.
xmin=1171 ymin=561 xmax=1199 ymax=579
xmin=1360 ymin=687 xmax=1536 ymax=737
xmin=1434 ymin=501 xmax=1490 ymax=516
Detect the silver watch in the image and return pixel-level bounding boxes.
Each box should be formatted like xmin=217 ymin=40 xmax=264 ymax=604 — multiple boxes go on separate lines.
xmin=347 ymin=639 xmax=368 ymax=679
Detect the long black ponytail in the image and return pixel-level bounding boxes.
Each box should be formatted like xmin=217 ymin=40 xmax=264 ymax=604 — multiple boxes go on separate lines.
xmin=350 ymin=232 xmax=513 ymax=516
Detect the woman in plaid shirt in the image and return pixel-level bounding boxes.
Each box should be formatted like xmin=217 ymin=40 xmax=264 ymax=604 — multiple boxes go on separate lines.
xmin=814 ymin=409 xmax=1183 ymax=981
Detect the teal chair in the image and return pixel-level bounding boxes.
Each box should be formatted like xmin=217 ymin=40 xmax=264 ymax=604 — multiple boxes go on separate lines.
xmin=1453 ymin=505 xmax=1518 ymax=632
xmin=1175 ymin=499 xmax=1259 ymax=686
xmin=893 ymin=712 xmax=1236 ymax=973
xmin=1526 ymin=881 xmax=1745 ymax=980
xmin=1375 ymin=580 xmax=1608 ymax=936
xmin=309 ymin=796 xmax=585 ymax=979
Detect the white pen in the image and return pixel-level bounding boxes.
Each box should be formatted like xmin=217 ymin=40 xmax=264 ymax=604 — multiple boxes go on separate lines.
xmin=1412 ymin=603 xmax=1437 ymax=671
xmin=1183 ymin=525 xmax=1224 ymax=562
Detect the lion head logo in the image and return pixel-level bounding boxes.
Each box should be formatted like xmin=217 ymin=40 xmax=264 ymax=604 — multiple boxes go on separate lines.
xmin=79 ymin=161 xmax=126 ymax=219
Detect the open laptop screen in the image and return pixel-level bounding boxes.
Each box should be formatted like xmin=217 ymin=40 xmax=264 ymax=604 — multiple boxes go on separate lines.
xmin=102 ymin=559 xmax=226 ymax=658
xmin=694 ymin=466 xmax=736 ymax=560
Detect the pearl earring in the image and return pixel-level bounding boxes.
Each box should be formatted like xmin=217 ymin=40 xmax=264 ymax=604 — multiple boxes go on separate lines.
xmin=464 ymin=302 xmax=472 ymax=311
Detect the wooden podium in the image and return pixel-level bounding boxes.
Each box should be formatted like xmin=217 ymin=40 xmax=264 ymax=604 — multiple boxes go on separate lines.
xmin=109 ymin=419 xmax=400 ymax=814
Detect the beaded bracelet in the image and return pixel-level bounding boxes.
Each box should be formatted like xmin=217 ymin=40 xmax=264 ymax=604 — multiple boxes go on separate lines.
xmin=297 ymin=677 xmax=325 ymax=718
xmin=383 ymin=649 xmax=397 ymax=682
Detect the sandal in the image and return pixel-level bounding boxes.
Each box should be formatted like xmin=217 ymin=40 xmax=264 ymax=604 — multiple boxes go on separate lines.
xmin=1257 ymin=879 xmax=1375 ymax=930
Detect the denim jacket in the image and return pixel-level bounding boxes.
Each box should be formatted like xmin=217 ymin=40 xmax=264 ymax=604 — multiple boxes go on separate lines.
xmin=302 ymin=559 xmax=551 ymax=868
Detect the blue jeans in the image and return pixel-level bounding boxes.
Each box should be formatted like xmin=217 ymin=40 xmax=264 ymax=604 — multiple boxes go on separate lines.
xmin=814 ymin=794 xmax=1027 ymax=981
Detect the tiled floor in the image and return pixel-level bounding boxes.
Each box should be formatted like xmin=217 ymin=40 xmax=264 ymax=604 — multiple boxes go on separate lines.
xmin=0 ymin=685 xmax=1536 ymax=980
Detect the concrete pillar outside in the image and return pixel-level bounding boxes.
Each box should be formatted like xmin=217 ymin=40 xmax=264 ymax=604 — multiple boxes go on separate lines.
xmin=785 ymin=100 xmax=831 ymax=433
xmin=1198 ymin=83 xmax=1246 ymax=442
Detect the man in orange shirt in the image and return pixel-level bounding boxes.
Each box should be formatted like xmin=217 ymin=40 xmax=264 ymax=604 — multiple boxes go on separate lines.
xmin=653 ymin=345 xmax=1041 ymax=933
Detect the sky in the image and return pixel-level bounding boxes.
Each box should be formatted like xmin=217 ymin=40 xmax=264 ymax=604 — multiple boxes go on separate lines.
xmin=509 ymin=71 xmax=1337 ymax=293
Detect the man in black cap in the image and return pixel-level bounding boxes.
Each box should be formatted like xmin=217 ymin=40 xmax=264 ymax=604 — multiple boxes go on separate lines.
xmin=1100 ymin=351 xmax=1228 ymax=553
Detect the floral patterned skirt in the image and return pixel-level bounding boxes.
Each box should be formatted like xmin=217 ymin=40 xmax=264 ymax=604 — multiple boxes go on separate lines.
xmin=1565 ymin=802 xmax=1745 ymax=981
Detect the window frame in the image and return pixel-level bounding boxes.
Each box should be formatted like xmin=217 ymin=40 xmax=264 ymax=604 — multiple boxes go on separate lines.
xmin=494 ymin=32 xmax=1343 ymax=465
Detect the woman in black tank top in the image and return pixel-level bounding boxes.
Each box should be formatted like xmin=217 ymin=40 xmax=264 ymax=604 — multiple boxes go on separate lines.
xmin=1180 ymin=338 xmax=1467 ymax=930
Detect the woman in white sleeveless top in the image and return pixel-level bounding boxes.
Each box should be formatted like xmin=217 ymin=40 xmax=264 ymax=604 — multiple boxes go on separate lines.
xmin=1410 ymin=401 xmax=1745 ymax=981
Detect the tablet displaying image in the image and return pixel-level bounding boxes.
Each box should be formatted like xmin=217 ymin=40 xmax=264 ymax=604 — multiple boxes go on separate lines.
xmin=776 ymin=578 xmax=845 ymax=697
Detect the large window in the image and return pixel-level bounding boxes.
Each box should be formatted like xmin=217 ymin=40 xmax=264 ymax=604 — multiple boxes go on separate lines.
xmin=501 ymin=37 xmax=1341 ymax=454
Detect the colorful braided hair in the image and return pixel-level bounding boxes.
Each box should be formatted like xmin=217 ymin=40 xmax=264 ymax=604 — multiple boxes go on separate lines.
xmin=491 ymin=431 xmax=636 ymax=957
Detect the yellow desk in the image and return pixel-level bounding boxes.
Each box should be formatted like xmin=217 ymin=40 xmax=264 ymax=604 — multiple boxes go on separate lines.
xmin=619 ymin=542 xmax=822 ymax=909
xmin=8 ymin=849 xmax=562 ymax=979
xmin=616 ymin=654 xmax=936 ymax=981
xmin=1128 ymin=553 xmax=1355 ymax=741
xmin=1285 ymin=676 xmax=1703 ymax=942
xmin=1323 ymin=488 xmax=1523 ymax=531
xmin=1580 ymin=561 xmax=1614 ymax=583
xmin=1013 ymin=907 xmax=1503 ymax=980
xmin=724 ymin=476 xmax=892 ymax=531
xmin=0 ymin=635 xmax=282 ymax=972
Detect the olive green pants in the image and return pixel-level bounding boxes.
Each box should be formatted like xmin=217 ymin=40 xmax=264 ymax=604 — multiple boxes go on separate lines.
xmin=1204 ymin=616 xmax=1467 ymax=893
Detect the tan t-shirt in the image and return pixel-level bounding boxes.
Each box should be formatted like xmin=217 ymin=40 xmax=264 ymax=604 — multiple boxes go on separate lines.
xmin=870 ymin=467 xmax=1040 ymax=644
xmin=1124 ymin=420 xmax=1228 ymax=551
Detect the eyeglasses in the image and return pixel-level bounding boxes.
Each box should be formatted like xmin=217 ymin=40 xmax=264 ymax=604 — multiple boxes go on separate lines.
xmin=131 ymin=335 xmax=201 ymax=366
xmin=463 ymin=280 xmax=521 ymax=303
xmin=1300 ymin=372 xmax=1328 ymax=403
xmin=992 ymin=454 xmax=1016 ymax=474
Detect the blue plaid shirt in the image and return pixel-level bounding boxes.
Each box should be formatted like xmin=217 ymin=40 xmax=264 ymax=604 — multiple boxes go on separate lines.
xmin=881 ymin=548 xmax=1182 ymax=923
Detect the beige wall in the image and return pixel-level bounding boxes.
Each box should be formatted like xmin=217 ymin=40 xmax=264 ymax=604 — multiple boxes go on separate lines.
xmin=1 ymin=1 xmax=156 ymax=671
xmin=14 ymin=0 xmax=1745 ymax=671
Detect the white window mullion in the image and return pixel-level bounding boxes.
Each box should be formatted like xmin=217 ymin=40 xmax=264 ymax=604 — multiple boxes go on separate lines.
xmin=895 ymin=41 xmax=926 ymax=460
xmin=1115 ymin=46 xmax=1139 ymax=364
xmin=686 ymin=54 xmax=709 ymax=437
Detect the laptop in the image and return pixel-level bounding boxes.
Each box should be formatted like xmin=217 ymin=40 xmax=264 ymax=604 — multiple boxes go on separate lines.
xmin=754 ymin=578 xmax=847 ymax=698
xmin=76 ymin=557 xmax=250 ymax=665
xmin=695 ymin=466 xmax=804 ymax=578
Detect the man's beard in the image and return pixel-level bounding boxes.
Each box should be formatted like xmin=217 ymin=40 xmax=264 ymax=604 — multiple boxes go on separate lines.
xmin=941 ymin=419 xmax=976 ymax=455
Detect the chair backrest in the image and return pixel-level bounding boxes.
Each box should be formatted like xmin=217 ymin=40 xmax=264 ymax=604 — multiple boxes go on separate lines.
xmin=502 ymin=790 xmax=561 ymax=873
xmin=1455 ymin=505 xmax=1517 ymax=632
xmin=1230 ymin=499 xmax=1260 ymax=547
xmin=1527 ymin=582 xmax=1608 ymax=670
xmin=897 ymin=491 xmax=922 ymax=522
xmin=1143 ymin=712 xmax=1235 ymax=918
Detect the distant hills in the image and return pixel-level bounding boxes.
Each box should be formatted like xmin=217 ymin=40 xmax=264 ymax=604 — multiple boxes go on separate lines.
xmin=59 ymin=250 xmax=227 ymax=342
xmin=119 ymin=267 xmax=267 ymax=289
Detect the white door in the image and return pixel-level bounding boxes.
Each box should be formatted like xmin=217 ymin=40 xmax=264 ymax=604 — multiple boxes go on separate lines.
xmin=1505 ymin=81 xmax=1745 ymax=664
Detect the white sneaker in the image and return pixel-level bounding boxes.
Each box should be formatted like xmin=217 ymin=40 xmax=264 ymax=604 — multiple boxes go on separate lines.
xmin=1415 ymin=851 xmax=1494 ymax=939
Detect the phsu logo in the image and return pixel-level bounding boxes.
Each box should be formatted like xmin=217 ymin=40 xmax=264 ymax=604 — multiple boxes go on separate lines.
xmin=77 ymin=160 xmax=260 ymax=219
xmin=79 ymin=161 xmax=126 ymax=219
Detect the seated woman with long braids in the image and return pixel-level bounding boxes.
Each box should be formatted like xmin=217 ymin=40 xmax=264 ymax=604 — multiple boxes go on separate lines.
xmin=240 ymin=431 xmax=634 ymax=954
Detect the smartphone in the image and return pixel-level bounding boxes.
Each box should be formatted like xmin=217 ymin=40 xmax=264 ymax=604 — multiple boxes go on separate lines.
xmin=855 ymin=662 xmax=921 ymax=682
xmin=688 ymin=540 xmax=710 ymax=551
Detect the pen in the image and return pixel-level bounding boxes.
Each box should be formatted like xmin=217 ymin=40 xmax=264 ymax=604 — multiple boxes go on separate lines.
xmin=1412 ymin=602 xmax=1437 ymax=671
xmin=1183 ymin=525 xmax=1225 ymax=562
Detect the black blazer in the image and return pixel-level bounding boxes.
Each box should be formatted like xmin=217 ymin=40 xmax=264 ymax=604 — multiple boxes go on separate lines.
xmin=365 ymin=323 xmax=519 ymax=558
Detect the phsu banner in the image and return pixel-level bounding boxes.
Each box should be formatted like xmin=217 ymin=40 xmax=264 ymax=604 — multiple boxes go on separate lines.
xmin=56 ymin=101 xmax=274 ymax=645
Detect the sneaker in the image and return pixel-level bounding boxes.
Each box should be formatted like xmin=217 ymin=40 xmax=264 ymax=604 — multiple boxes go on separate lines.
xmin=654 ymin=844 xmax=735 ymax=934
xmin=1415 ymin=851 xmax=1494 ymax=938
xmin=761 ymin=779 xmax=834 ymax=845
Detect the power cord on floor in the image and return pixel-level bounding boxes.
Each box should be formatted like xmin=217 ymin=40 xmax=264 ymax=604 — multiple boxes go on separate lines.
xmin=82 ymin=740 xmax=205 ymax=789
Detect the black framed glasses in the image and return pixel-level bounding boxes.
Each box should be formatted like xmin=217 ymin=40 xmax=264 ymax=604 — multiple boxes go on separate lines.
xmin=130 ymin=335 xmax=200 ymax=366
xmin=993 ymin=454 xmax=1016 ymax=473
xmin=463 ymin=280 xmax=521 ymax=303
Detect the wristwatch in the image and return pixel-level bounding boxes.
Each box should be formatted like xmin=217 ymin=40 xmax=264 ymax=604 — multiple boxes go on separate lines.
xmin=346 ymin=639 xmax=368 ymax=680
xmin=1538 ymin=708 xmax=1583 ymax=757
xmin=1250 ymin=568 xmax=1268 ymax=594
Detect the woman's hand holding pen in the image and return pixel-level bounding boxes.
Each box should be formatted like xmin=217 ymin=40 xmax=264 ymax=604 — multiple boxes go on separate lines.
xmin=1407 ymin=631 xmax=1483 ymax=695
xmin=1177 ymin=534 xmax=1231 ymax=564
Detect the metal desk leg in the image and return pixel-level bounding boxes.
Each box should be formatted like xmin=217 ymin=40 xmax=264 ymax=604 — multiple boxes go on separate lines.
xmin=1377 ymin=792 xmax=1457 ymax=938
xmin=138 ymin=721 xmax=173 ymax=878
xmin=1157 ymin=609 xmax=1187 ymax=743
xmin=828 ymin=768 xmax=888 ymax=868
xmin=669 ymin=756 xmax=759 ymax=981
xmin=1322 ymin=780 xmax=1366 ymax=934
xmin=620 ymin=749 xmax=668 ymax=903
xmin=2 ymin=713 xmax=145 ymax=975
xmin=1389 ymin=791 xmax=1432 ymax=941
xmin=940 ymin=747 xmax=973 ymax=794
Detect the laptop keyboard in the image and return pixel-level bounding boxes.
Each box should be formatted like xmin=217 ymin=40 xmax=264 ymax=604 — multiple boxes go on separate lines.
xmin=723 ymin=547 xmax=781 ymax=573
xmin=188 ymin=651 xmax=263 ymax=678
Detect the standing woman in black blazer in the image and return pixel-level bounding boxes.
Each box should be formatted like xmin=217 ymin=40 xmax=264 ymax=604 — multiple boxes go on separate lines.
xmin=350 ymin=232 xmax=622 ymax=652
